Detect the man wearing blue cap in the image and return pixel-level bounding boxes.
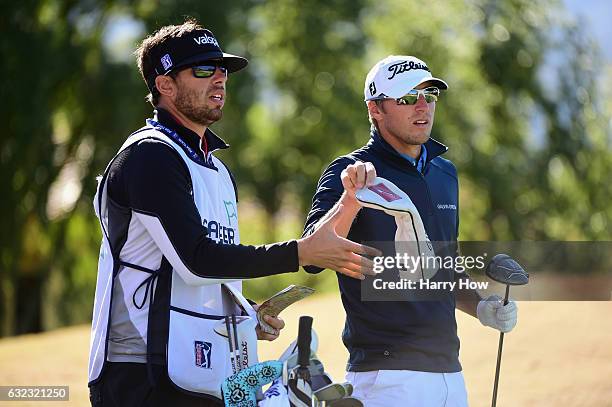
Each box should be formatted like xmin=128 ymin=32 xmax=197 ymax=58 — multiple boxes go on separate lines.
xmin=303 ymin=56 xmax=519 ymax=406
xmin=87 ymin=19 xmax=379 ymax=406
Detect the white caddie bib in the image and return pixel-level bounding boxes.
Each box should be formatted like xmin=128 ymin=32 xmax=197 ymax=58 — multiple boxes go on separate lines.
xmin=89 ymin=126 xmax=258 ymax=399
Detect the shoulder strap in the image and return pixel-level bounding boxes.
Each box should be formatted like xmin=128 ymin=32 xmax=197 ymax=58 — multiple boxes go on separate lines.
xmin=94 ymin=127 xmax=176 ymax=252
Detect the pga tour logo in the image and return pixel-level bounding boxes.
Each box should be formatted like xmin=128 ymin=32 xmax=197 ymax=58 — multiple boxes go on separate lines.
xmin=160 ymin=54 xmax=173 ymax=71
xmin=194 ymin=340 xmax=212 ymax=369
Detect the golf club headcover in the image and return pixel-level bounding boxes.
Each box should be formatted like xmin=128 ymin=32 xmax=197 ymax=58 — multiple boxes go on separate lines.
xmin=477 ymin=294 xmax=518 ymax=333
xmin=221 ymin=360 xmax=283 ymax=407
xmin=355 ymin=177 xmax=438 ymax=280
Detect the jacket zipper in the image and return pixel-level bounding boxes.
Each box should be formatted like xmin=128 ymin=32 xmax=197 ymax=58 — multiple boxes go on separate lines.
xmin=419 ymin=164 xmax=435 ymax=216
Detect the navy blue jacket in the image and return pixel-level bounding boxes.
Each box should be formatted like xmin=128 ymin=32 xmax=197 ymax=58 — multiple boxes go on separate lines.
xmin=303 ymin=130 xmax=462 ymax=373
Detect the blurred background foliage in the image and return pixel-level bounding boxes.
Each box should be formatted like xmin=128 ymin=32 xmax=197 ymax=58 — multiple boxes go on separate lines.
xmin=0 ymin=0 xmax=610 ymax=337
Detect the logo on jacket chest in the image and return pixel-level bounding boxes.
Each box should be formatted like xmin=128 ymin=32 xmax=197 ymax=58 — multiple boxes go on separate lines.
xmin=437 ymin=203 xmax=457 ymax=210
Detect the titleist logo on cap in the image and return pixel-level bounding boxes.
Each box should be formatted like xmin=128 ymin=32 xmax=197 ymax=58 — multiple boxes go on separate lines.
xmin=387 ymin=60 xmax=430 ymax=80
xmin=194 ymin=34 xmax=219 ymax=47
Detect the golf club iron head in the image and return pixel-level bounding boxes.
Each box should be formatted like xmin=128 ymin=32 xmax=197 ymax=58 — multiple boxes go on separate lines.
xmin=326 ymin=397 xmax=364 ymax=407
xmin=313 ymin=382 xmax=348 ymax=402
xmin=310 ymin=371 xmax=333 ymax=391
xmin=486 ymin=254 xmax=529 ymax=285
xmin=341 ymin=382 xmax=353 ymax=397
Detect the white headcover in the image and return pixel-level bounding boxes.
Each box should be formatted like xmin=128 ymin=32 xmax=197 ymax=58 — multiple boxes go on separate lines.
xmin=356 ymin=177 xmax=438 ymax=280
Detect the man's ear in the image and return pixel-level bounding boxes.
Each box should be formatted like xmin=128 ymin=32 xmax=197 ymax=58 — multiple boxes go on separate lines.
xmin=367 ymin=100 xmax=384 ymax=120
xmin=155 ymin=75 xmax=177 ymax=100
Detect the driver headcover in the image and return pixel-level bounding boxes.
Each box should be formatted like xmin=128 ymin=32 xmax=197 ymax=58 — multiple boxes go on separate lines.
xmin=355 ymin=176 xmax=438 ymax=280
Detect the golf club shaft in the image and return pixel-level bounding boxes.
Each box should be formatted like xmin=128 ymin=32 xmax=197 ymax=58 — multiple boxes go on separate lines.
xmin=225 ymin=316 xmax=236 ymax=374
xmin=491 ymin=284 xmax=510 ymax=407
xmin=231 ymin=315 xmax=241 ymax=372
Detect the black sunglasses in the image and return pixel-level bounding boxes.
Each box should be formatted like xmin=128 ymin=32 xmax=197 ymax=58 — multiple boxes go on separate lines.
xmin=190 ymin=61 xmax=228 ymax=78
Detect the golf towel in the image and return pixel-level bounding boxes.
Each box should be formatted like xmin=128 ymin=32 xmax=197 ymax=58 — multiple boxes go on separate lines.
xmin=259 ymin=378 xmax=289 ymax=406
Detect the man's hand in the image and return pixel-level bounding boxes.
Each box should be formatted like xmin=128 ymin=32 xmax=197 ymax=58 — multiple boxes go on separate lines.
xmin=477 ymin=294 xmax=518 ymax=333
xmin=298 ymin=203 xmax=381 ymax=280
xmin=340 ymin=161 xmax=377 ymax=207
xmin=298 ymin=161 xmax=381 ymax=280
xmin=253 ymin=305 xmax=285 ymax=341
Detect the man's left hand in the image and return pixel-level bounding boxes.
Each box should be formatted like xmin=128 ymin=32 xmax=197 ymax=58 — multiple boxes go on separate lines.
xmin=253 ymin=305 xmax=285 ymax=341
xmin=476 ymin=295 xmax=518 ymax=333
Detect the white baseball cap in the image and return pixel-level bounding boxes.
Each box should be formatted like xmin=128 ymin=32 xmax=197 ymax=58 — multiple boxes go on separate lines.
xmin=364 ymin=55 xmax=448 ymax=101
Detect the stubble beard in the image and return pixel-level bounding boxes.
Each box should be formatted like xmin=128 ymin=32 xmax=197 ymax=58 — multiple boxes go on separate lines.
xmin=386 ymin=122 xmax=432 ymax=147
xmin=175 ymin=84 xmax=223 ymax=127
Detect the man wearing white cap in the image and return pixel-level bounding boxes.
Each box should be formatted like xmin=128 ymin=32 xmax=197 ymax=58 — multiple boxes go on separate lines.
xmin=302 ymin=56 xmax=518 ymax=406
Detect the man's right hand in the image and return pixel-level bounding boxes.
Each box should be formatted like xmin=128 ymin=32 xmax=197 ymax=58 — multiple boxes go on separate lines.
xmin=341 ymin=161 xmax=377 ymax=205
xmin=297 ymin=203 xmax=381 ymax=280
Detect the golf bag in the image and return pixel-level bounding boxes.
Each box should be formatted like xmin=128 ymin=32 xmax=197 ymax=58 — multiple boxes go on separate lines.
xmin=222 ymin=316 xmax=362 ymax=407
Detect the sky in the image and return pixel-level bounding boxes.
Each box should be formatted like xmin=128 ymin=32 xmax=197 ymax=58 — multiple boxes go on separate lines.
xmin=563 ymin=0 xmax=612 ymax=62
xmin=102 ymin=2 xmax=612 ymax=64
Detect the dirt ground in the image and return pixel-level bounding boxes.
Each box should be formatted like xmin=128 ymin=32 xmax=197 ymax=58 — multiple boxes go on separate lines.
xmin=0 ymin=294 xmax=610 ymax=406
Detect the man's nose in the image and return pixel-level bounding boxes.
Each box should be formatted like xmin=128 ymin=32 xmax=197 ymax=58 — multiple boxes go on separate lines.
xmin=414 ymin=94 xmax=430 ymax=112
xmin=212 ymin=67 xmax=228 ymax=84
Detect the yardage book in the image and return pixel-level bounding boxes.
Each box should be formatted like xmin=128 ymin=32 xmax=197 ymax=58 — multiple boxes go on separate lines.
xmin=256 ymin=285 xmax=315 ymax=334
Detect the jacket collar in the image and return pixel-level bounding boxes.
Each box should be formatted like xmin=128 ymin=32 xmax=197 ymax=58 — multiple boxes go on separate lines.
xmin=153 ymin=108 xmax=229 ymax=156
xmin=366 ymin=129 xmax=448 ymax=170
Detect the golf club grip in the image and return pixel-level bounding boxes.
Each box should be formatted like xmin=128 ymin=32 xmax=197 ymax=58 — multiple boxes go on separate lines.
xmin=297 ymin=316 xmax=313 ymax=368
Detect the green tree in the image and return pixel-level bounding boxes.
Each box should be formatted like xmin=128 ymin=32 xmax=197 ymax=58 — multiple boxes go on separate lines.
xmin=218 ymin=0 xmax=370 ymax=243
xmin=360 ymin=0 xmax=611 ymax=240
xmin=0 ymin=0 xmax=253 ymax=336
xmin=1 ymin=0 xmax=609 ymax=336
